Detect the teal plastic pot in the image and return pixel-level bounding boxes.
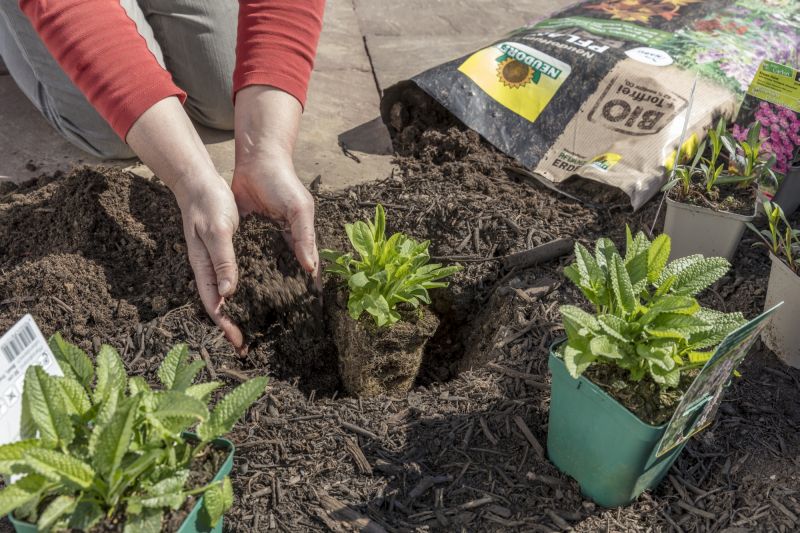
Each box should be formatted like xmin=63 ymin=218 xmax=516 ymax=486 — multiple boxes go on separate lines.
xmin=547 ymin=342 xmax=687 ymax=507
xmin=7 ymin=437 xmax=234 ymax=533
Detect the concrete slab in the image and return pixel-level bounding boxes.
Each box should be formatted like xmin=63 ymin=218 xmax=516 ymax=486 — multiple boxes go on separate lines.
xmin=293 ymin=0 xmax=394 ymax=190
xmin=0 ymin=76 xmax=121 ymax=184
xmin=352 ymin=0 xmax=557 ymax=37
xmin=365 ymin=34 xmax=487 ymax=93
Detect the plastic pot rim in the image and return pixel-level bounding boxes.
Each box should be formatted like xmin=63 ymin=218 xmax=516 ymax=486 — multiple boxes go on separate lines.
xmin=768 ymin=251 xmax=799 ymax=280
xmin=7 ymin=435 xmax=235 ymax=532
xmin=665 ymin=195 xmax=757 ymax=222
xmin=550 ymin=338 xmax=670 ymax=430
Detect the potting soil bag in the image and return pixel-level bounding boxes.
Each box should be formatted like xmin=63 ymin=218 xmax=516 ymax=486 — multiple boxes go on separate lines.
xmin=383 ymin=0 xmax=800 ymax=209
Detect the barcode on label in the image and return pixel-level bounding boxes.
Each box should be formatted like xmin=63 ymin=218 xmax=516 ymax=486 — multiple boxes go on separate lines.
xmin=1 ymin=322 xmax=36 ymax=363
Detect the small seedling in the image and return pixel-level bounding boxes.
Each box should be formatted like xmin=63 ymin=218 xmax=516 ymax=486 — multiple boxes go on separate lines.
xmin=717 ymin=120 xmax=778 ymax=189
xmin=0 ymin=335 xmax=267 ymax=531
xmin=560 ymin=229 xmax=745 ymax=387
xmin=748 ymin=200 xmax=800 ymax=272
xmin=321 ymin=204 xmax=461 ymax=327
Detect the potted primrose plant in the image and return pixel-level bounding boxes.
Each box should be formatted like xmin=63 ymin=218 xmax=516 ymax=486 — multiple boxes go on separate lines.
xmin=321 ymin=204 xmax=461 ymax=397
xmin=664 ymin=117 xmax=778 ymax=261
xmin=0 ymin=334 xmax=267 ymax=532
xmin=748 ymin=200 xmax=800 ymax=368
xmin=548 ymin=229 xmax=745 ymax=507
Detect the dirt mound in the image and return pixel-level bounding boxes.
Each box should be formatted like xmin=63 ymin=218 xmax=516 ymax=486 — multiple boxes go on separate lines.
xmin=0 ymin=253 xmax=139 ymax=349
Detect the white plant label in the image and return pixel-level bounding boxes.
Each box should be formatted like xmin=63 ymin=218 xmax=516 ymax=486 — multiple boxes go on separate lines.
xmin=0 ymin=315 xmax=62 ymax=445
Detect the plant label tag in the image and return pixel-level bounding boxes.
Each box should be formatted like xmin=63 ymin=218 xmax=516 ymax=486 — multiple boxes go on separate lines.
xmin=0 ymin=315 xmax=62 ymax=445
xmin=655 ymin=303 xmax=783 ymax=457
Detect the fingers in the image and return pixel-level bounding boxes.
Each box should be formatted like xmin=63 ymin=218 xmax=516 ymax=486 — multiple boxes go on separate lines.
xmin=204 ymin=224 xmax=239 ymax=298
xmin=288 ymin=193 xmax=320 ymax=277
xmin=186 ymin=228 xmax=245 ymax=350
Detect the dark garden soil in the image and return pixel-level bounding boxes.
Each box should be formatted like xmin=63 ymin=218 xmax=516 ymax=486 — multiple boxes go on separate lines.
xmin=1 ymin=94 xmax=799 ymax=532
xmin=667 ymin=181 xmax=758 ymax=216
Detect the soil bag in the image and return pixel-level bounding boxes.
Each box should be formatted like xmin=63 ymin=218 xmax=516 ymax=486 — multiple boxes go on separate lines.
xmin=382 ymin=0 xmax=800 ymax=209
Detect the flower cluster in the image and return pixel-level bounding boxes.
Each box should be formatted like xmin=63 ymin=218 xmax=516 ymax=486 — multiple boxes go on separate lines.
xmin=663 ymin=3 xmax=799 ymax=95
xmin=734 ymin=102 xmax=800 ymax=174
xmin=584 ymin=0 xmax=700 ymax=23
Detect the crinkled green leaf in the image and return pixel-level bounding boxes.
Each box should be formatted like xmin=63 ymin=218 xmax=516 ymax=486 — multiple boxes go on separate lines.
xmin=172 ymin=360 xmax=206 ymax=392
xmin=0 ymin=474 xmax=49 ymax=517
xmin=68 ymin=501 xmax=104 ymax=530
xmin=562 ymin=344 xmax=595 ymax=378
xmin=57 ymin=376 xmax=92 ymax=416
xmin=150 ymin=391 xmax=208 ymax=424
xmin=647 ymin=234 xmax=670 ymax=283
xmin=197 ymin=376 xmax=268 ymax=441
xmin=610 ymin=254 xmax=636 ymax=316
xmin=94 ymin=394 xmax=141 ymax=480
xmin=123 ymin=508 xmax=163 ymax=533
xmin=0 ymin=439 xmax=41 ymax=476
xmin=94 ymin=345 xmax=127 ymax=403
xmin=146 ymin=470 xmax=189 ymax=496
xmin=203 ymin=479 xmax=230 ymax=527
xmin=48 ymin=333 xmax=94 ymax=390
xmin=185 ymin=381 xmax=223 ymax=402
xmin=589 ymin=335 xmax=624 ymax=359
xmin=37 ymin=495 xmax=76 ymax=531
xmin=23 ymin=366 xmax=74 ymax=448
xmin=24 ymin=448 xmax=94 ymax=489
xmin=658 ymin=255 xmax=730 ymax=296
xmin=157 ymin=344 xmax=188 ymax=390
xmin=89 ymin=386 xmax=119 ymax=455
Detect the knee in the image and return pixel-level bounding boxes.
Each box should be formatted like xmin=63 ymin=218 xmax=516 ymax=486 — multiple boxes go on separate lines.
xmin=67 ymin=131 xmax=135 ymax=160
xmin=186 ymin=95 xmax=234 ymax=131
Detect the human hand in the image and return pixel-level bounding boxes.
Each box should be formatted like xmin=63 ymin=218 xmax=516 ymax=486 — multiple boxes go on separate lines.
xmin=232 ymin=85 xmax=319 ymax=284
xmin=172 ymin=171 xmax=244 ymax=348
xmin=232 ymin=159 xmax=319 ymax=281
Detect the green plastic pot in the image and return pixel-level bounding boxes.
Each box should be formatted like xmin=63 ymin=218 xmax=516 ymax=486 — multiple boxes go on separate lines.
xmin=7 ymin=437 xmax=234 ymax=533
xmin=547 ymin=341 xmax=687 ymax=507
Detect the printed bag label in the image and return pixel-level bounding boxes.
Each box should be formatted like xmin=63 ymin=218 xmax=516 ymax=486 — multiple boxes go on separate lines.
xmin=458 ymin=42 xmax=571 ymax=123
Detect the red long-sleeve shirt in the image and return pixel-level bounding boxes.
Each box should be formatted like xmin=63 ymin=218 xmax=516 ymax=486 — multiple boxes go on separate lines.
xmin=19 ymin=0 xmax=325 ymax=140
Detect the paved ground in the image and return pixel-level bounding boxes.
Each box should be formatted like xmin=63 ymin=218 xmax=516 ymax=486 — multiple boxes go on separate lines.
xmin=0 ymin=0 xmax=572 ymax=189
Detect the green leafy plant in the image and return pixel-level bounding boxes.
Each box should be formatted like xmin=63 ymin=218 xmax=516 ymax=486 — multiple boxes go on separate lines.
xmin=321 ymin=204 xmax=461 ymax=327
xmin=0 ymin=335 xmax=267 ymax=531
xmin=748 ymin=200 xmax=800 ymax=273
xmin=664 ymin=117 xmax=777 ymax=196
xmin=560 ymin=229 xmax=746 ymax=387
xmin=718 ymin=120 xmax=778 ymax=189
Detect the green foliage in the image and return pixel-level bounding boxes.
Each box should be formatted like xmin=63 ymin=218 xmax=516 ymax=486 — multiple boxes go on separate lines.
xmin=0 ymin=339 xmax=267 ymax=531
xmin=560 ymin=229 xmax=746 ymax=387
xmin=321 ymin=204 xmax=461 ymax=327
xmin=748 ymin=200 xmax=800 ymax=272
xmin=664 ymin=117 xmax=777 ymax=196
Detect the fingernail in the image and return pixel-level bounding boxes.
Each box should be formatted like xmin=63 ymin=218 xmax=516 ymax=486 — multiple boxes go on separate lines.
xmin=219 ymin=279 xmax=232 ymax=296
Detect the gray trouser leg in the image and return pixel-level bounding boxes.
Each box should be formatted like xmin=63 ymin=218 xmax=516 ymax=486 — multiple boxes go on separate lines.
xmin=138 ymin=0 xmax=237 ymax=130
xmin=0 ymin=1 xmax=167 ymax=159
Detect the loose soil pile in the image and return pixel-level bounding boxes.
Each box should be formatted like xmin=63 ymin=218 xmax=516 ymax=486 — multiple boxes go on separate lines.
xmin=1 ymin=93 xmax=799 ymax=532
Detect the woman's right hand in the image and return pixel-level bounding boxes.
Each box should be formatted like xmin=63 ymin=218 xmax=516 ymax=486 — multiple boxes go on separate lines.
xmin=126 ymin=96 xmax=244 ymax=350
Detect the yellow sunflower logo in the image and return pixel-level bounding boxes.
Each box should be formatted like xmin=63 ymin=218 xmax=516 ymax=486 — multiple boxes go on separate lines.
xmin=496 ymin=58 xmax=534 ymax=89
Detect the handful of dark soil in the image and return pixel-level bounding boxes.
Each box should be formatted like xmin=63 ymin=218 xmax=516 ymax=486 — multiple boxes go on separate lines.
xmin=224 ymin=216 xmax=337 ymax=389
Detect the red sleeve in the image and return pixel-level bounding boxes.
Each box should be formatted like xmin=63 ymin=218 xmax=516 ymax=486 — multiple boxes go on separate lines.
xmin=235 ymin=0 xmax=325 ymax=108
xmin=19 ymin=0 xmax=185 ymax=140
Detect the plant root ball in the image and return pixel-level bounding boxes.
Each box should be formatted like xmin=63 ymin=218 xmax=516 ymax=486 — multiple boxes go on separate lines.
xmin=328 ymin=292 xmax=439 ymax=397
